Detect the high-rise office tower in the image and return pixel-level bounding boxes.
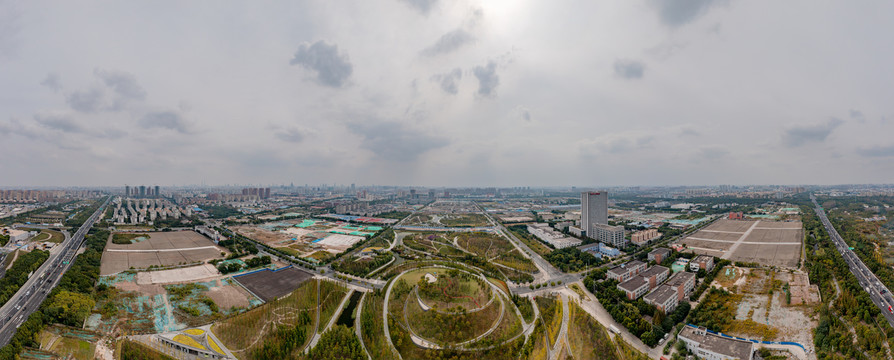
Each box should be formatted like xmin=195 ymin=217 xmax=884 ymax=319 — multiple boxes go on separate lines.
xmin=125 ymin=185 xmax=130 ymax=197
xmin=155 ymin=186 xmax=160 ymax=198
xmin=581 ymin=191 xmax=608 ymax=236
xmin=139 ymin=186 xmax=146 ymax=198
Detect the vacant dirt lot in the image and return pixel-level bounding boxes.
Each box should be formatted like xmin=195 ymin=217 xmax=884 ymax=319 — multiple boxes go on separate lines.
xmin=100 ymin=231 xmax=227 ymax=275
xmin=682 ymin=219 xmax=803 ymax=268
xmin=232 ymin=267 xmax=314 ymax=301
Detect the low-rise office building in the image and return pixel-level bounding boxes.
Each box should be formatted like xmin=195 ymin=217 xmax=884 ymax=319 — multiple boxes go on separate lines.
xmin=592 ymin=223 xmax=627 ymax=248
xmin=607 ymin=260 xmax=647 ymax=282
xmin=618 ymin=276 xmax=650 ymax=300
xmin=631 ymin=228 xmax=661 ymax=245
xmin=648 ymin=247 xmax=671 ymax=264
xmin=528 ymin=223 xmax=582 ymax=249
xmin=664 ymin=271 xmax=697 ymax=301
xmin=644 ymin=285 xmax=679 ymax=313
xmin=640 ymin=265 xmax=670 ymax=289
xmin=690 ymin=255 xmax=715 ymax=272
xmin=678 ymin=326 xmax=754 ymax=360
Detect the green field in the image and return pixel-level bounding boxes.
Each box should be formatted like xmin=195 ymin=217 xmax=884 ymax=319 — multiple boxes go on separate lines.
xmin=111 ymin=233 xmax=148 ymax=244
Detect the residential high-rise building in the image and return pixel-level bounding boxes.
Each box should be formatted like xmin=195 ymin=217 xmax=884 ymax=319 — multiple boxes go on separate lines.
xmin=155 ymin=186 xmax=160 ymax=198
xmin=581 ymin=191 xmax=608 ymax=237
xmin=125 ymin=185 xmax=130 ymax=197
xmin=139 ymin=186 xmax=146 ymax=198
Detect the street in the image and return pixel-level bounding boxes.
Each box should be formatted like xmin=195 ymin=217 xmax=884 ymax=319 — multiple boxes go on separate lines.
xmin=810 ymin=195 xmax=894 ymax=328
xmin=0 ymin=197 xmax=110 ymax=346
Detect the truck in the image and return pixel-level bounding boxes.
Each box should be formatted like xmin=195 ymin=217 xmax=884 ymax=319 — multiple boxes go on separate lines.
xmin=609 ymin=324 xmax=621 ymax=334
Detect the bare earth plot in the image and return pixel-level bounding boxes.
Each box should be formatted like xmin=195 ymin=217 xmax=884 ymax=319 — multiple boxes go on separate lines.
xmin=681 ymin=219 xmax=803 ymax=268
xmin=100 ymin=231 xmax=228 ymax=275
xmin=232 ymin=267 xmax=314 ymax=301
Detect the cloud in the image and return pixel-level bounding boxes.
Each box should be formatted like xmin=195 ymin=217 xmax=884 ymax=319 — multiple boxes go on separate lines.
xmin=274 ymin=127 xmax=309 ymax=143
xmin=67 ymin=88 xmax=105 ymax=113
xmin=679 ymin=125 xmax=700 ymax=136
xmin=40 ymin=73 xmax=62 ymax=93
xmin=473 ymin=61 xmax=499 ymax=97
xmin=698 ymin=145 xmax=729 ymax=160
xmin=649 ymin=0 xmax=724 ymax=27
xmin=516 ymin=106 xmax=532 ymax=122
xmin=421 ymin=29 xmax=475 ymax=57
xmin=138 ymin=111 xmax=192 ymax=134
xmin=346 ymin=118 xmax=449 ymax=161
xmin=398 ymin=0 xmax=438 ymax=15
xmin=34 ymin=113 xmax=83 ymax=133
xmin=613 ymin=59 xmax=645 ymax=79
xmin=430 ymin=68 xmax=463 ymax=94
xmin=289 ymin=40 xmax=353 ymax=88
xmin=781 ymin=117 xmax=843 ymax=147
xmin=856 ymin=145 xmax=894 ymax=158
xmin=580 ymin=134 xmax=654 ymax=156
xmin=0 ymin=0 xmax=22 ymax=60
xmin=94 ymin=69 xmax=146 ymax=101
xmin=849 ymin=109 xmax=865 ymax=123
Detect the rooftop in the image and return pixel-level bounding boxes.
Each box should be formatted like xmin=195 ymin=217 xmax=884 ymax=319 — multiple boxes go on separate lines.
xmin=644 ymin=284 xmax=677 ymax=304
xmin=641 ymin=265 xmax=670 ymax=278
xmin=618 ymin=276 xmax=648 ymax=292
xmin=665 ymin=271 xmax=696 ymax=287
xmin=679 ymin=325 xmax=753 ymax=360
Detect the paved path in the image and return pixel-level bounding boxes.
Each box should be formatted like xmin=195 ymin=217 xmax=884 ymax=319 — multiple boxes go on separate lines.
xmin=354 ymin=292 xmax=373 ymax=360
xmin=307 ymin=289 xmax=354 ymax=351
xmin=685 ymin=237 xmax=799 ymax=246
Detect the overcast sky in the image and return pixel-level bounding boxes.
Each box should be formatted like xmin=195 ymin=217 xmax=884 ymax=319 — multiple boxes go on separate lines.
xmin=2 ymin=1 xmax=894 ymax=187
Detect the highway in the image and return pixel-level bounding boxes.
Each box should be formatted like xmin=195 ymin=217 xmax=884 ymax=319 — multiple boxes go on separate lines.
xmin=0 ymin=196 xmax=110 ymax=346
xmin=810 ymin=194 xmax=894 ymax=328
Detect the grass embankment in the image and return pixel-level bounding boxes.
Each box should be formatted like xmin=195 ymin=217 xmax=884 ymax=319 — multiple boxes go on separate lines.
xmin=566 ymin=300 xmax=618 ymax=360
xmin=441 ymin=214 xmax=491 ymax=227
xmin=536 ymin=296 xmax=563 ymax=347
xmin=22 ymin=228 xmax=65 ymax=243
xmin=212 ymin=279 xmax=347 ymax=360
xmin=118 ymin=339 xmax=176 ymax=360
xmin=359 ymin=290 xmax=399 ymax=360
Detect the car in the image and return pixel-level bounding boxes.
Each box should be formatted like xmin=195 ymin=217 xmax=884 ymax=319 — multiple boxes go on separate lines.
xmin=882 ymin=289 xmax=888 ymax=295
xmin=889 ymin=306 xmax=893 ymax=314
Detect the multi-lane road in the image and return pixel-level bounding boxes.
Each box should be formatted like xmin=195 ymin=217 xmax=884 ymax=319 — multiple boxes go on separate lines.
xmin=810 ymin=195 xmax=894 ymax=327
xmin=0 ymin=196 xmax=110 ymax=346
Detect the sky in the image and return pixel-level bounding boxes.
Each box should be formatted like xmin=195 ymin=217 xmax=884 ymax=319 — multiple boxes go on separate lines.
xmin=2 ymin=0 xmax=894 ymax=187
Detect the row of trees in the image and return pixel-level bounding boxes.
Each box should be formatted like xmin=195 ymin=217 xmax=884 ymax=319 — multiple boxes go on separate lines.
xmin=0 ymin=249 xmax=50 ymax=307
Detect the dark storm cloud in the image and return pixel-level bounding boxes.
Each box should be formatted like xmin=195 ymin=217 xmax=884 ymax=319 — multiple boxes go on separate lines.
xmin=781 ymin=117 xmax=843 ymax=147
xmin=430 ymin=68 xmax=462 ymax=94
xmin=66 ymin=88 xmax=104 ymax=113
xmin=289 ymin=40 xmax=353 ymax=88
xmin=613 ymin=59 xmax=645 ymax=79
xmin=40 ymin=73 xmax=62 ymax=93
xmin=856 ymin=145 xmax=894 ymax=157
xmin=650 ymin=0 xmax=723 ymax=27
xmin=346 ymin=119 xmax=449 ymax=161
xmin=95 ymin=69 xmax=146 ymax=101
xmin=473 ymin=61 xmax=499 ymax=97
xmin=34 ymin=113 xmax=82 ymax=133
xmin=398 ymin=0 xmax=438 ymax=15
xmin=138 ymin=111 xmax=192 ymax=134
xmin=274 ymin=127 xmax=307 ymax=143
xmin=421 ymin=29 xmax=475 ymax=57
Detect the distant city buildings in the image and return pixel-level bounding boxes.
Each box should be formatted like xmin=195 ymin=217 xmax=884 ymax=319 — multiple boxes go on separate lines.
xmin=124 ymin=185 xmax=163 ymax=198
